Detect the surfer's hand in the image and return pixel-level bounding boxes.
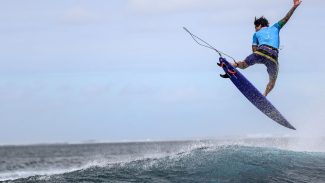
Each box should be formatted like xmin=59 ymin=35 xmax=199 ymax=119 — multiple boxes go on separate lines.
xmin=293 ymin=0 xmax=302 ymax=8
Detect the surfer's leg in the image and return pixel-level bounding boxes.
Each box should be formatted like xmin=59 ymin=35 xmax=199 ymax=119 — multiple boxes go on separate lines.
xmin=234 ymin=53 xmax=261 ymax=69
xmin=264 ymin=61 xmax=279 ymax=97
xmin=264 ymin=78 xmax=276 ymax=97
xmin=232 ymin=61 xmax=248 ymax=69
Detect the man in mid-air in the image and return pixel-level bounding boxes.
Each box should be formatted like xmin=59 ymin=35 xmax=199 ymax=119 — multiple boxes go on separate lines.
xmin=232 ymin=0 xmax=302 ymax=96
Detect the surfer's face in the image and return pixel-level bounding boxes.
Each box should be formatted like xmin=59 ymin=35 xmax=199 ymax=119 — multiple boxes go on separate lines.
xmin=255 ymin=24 xmax=262 ymax=32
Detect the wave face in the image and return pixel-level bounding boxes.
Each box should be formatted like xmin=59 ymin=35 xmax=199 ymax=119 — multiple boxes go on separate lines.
xmin=1 ymin=139 xmax=325 ymax=183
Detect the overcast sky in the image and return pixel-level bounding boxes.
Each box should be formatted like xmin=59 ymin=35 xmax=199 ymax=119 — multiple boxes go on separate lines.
xmin=0 ymin=0 xmax=324 ymax=145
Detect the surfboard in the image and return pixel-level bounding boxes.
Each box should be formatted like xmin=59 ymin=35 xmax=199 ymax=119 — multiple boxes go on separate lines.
xmin=218 ymin=57 xmax=296 ymax=130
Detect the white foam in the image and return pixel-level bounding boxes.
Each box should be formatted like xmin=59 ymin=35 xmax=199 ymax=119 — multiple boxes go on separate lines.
xmin=0 ymin=160 xmax=109 ymax=182
xmin=0 ymin=168 xmax=76 ymax=182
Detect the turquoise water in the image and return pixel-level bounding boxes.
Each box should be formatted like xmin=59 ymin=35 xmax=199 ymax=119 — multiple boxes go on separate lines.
xmin=1 ymin=139 xmax=324 ymax=183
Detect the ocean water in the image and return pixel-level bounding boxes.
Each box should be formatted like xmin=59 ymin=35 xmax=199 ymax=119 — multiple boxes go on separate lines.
xmin=1 ymin=138 xmax=324 ymax=183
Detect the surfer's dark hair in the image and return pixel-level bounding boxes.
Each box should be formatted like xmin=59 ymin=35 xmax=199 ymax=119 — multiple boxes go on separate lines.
xmin=254 ymin=16 xmax=269 ymax=27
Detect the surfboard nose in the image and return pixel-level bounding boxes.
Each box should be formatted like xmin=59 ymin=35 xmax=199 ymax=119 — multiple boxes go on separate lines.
xmin=285 ymin=123 xmax=296 ymax=130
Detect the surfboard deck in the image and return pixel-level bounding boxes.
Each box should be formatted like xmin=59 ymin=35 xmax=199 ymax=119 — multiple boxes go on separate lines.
xmin=218 ymin=57 xmax=296 ymax=130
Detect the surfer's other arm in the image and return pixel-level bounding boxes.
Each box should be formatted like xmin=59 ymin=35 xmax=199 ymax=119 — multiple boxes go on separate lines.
xmin=279 ymin=0 xmax=302 ymax=27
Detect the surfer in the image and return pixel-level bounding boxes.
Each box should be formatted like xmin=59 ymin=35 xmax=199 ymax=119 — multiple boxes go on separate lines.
xmin=232 ymin=0 xmax=302 ymax=96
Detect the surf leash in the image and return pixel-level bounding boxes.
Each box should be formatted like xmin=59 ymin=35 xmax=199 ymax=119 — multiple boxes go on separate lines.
xmin=183 ymin=27 xmax=237 ymax=63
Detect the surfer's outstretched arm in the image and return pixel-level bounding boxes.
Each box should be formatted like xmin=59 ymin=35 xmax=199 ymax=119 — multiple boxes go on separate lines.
xmin=279 ymin=0 xmax=302 ymax=26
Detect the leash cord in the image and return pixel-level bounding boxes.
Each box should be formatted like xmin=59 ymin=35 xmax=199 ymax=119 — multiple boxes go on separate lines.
xmin=183 ymin=27 xmax=237 ymax=62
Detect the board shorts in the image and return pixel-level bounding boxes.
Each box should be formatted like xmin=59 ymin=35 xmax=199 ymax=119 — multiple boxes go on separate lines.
xmin=244 ymin=45 xmax=279 ymax=80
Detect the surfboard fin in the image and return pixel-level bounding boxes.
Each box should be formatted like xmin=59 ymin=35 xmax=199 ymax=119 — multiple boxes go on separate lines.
xmin=220 ymin=73 xmax=230 ymax=78
xmin=217 ymin=62 xmax=225 ymax=67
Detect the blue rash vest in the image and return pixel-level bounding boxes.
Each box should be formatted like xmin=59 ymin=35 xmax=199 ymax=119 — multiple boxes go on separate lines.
xmin=252 ymin=21 xmax=284 ymax=49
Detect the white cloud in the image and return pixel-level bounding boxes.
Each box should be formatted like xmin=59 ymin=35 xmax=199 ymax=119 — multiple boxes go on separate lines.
xmin=127 ymin=0 xmax=203 ymax=13
xmin=126 ymin=0 xmax=280 ymax=14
